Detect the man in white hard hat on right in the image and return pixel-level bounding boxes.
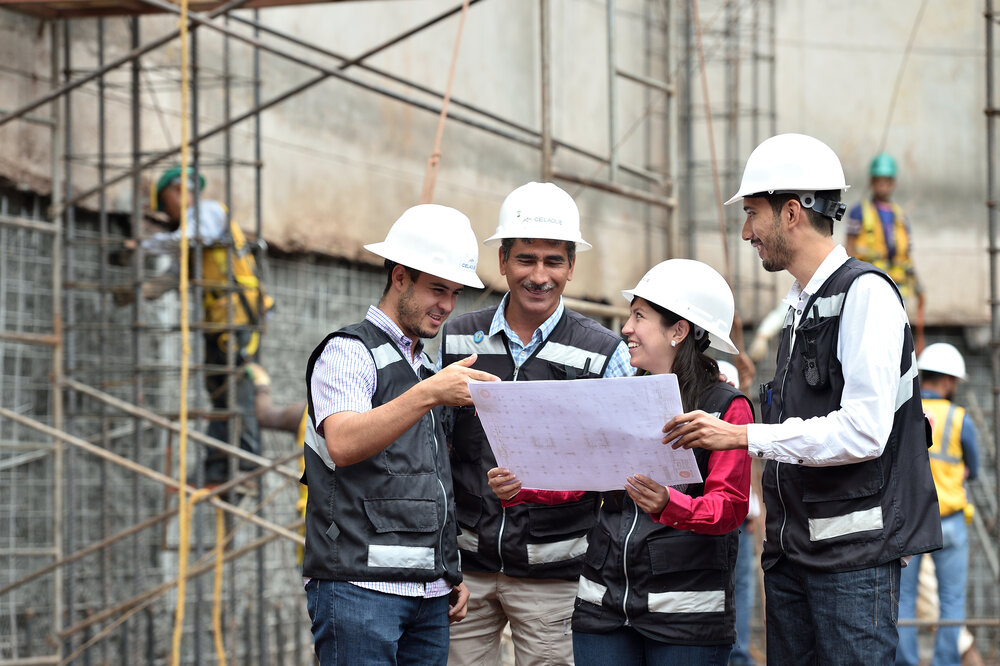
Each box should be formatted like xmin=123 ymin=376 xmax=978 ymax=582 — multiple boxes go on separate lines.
xmin=302 ymin=204 xmax=500 ymax=664
xmin=663 ymin=133 xmax=941 ymax=665
xmin=440 ymin=182 xmax=633 ymax=665
xmin=897 ymin=343 xmax=980 ymax=666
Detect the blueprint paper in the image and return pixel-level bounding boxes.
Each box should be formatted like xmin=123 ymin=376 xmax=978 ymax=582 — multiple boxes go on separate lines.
xmin=468 ymin=373 xmax=702 ymax=491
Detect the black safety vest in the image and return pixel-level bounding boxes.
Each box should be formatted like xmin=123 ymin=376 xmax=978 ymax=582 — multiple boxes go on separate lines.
xmin=301 ymin=320 xmax=461 ymax=584
xmin=759 ymin=258 xmax=941 ymax=572
xmin=572 ymin=382 xmax=750 ymax=645
xmin=440 ymin=306 xmax=623 ymax=580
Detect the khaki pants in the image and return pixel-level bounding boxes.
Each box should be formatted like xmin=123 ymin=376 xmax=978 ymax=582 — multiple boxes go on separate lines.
xmin=448 ymin=571 xmax=576 ymax=666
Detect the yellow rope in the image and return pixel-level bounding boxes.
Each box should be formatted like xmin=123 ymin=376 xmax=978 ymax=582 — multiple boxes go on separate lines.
xmin=170 ymin=0 xmax=193 ymax=662
xmin=211 ymin=506 xmax=228 ymax=666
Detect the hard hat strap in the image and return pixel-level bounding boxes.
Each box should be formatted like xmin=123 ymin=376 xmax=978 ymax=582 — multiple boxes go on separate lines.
xmin=811 ymin=196 xmax=846 ymax=221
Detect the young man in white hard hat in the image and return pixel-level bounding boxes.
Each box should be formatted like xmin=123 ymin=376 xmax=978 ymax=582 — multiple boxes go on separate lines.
xmin=438 ymin=182 xmax=633 ymax=665
xmin=302 ymin=204 xmax=500 ymax=665
xmin=663 ymin=133 xmax=942 ymax=665
xmin=897 ymin=343 xmax=980 ymax=666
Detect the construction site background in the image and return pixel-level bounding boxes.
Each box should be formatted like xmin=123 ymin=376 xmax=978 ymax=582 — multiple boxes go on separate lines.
xmin=0 ymin=0 xmax=998 ymax=663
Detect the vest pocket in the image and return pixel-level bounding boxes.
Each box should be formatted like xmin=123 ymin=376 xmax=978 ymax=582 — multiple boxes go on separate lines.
xmin=527 ymin=496 xmax=599 ymax=538
xmin=363 ymin=498 xmax=440 ymax=533
xmin=799 ymin=460 xmax=885 ymax=543
xmin=799 ymin=457 xmax=883 ymax=502
xmin=583 ymin=526 xmax=611 ymax=570
xmin=647 ymin=533 xmax=727 ymax=575
xmin=454 ymin=488 xmax=483 ymax=529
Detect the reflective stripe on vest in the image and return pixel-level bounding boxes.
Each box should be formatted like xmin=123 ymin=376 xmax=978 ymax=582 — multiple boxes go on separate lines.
xmin=647 ymin=589 xmax=726 ymax=614
xmin=526 ymin=535 xmax=589 ymax=565
xmin=856 ymin=199 xmax=912 ymax=292
xmin=577 ymin=575 xmax=608 ymax=606
xmin=304 ymin=424 xmax=335 ymax=471
xmin=924 ymin=398 xmax=968 ymax=516
xmin=535 ymin=342 xmax=608 ymax=374
xmin=372 ymin=342 xmax=406 ymax=370
xmin=445 ymin=333 xmax=508 ymax=357
xmin=895 ymin=352 xmax=919 ymax=410
xmin=808 ymin=506 xmax=883 ymax=541
xmin=457 ymin=528 xmax=479 ymax=553
xmin=367 ymin=544 xmax=435 ymax=570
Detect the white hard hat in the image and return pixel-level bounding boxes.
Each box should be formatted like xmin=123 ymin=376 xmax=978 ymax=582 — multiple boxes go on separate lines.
xmin=725 ymin=133 xmax=850 ymax=212
xmin=364 ymin=204 xmax=484 ymax=288
xmin=622 ymin=259 xmax=738 ymax=354
xmin=917 ymin=342 xmax=967 ymax=380
xmin=484 ymin=182 xmax=592 ymax=251
xmin=717 ymin=360 xmax=740 ymax=388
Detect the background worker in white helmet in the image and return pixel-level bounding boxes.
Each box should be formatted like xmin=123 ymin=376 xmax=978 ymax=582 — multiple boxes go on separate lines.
xmin=439 ymin=182 xmax=633 ymax=665
xmin=489 ymin=259 xmax=753 ymax=664
xmin=662 ymin=133 xmax=941 ymax=665
xmin=897 ymin=343 xmax=980 ymax=666
xmin=301 ymin=204 xmax=499 ymax=664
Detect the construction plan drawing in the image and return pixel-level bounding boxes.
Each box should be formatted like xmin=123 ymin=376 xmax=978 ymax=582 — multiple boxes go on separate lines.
xmin=468 ymin=373 xmax=703 ymax=491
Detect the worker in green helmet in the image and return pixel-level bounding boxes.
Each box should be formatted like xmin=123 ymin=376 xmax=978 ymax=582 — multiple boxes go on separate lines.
xmin=845 ymin=154 xmax=922 ymax=298
xmin=115 ymin=165 xmax=273 ymax=487
xmin=846 ymin=152 xmax=925 ymax=346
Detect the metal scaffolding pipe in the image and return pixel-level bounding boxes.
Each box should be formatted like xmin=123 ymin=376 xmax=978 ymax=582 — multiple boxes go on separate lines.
xmin=63 ymin=377 xmax=301 ymax=480
xmin=607 ymin=0 xmax=619 ymax=182
xmin=0 ymin=0 xmax=257 ymax=129
xmin=220 ymin=11 xmax=660 ymax=184
xmin=0 ymin=406 xmax=304 ymax=543
xmin=988 ymin=0 xmax=1000 ymax=540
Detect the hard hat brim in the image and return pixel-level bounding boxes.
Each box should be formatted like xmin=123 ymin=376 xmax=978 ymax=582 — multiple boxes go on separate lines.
xmin=621 ymin=287 xmax=739 ymax=355
xmin=364 ymin=242 xmax=485 ymax=289
xmin=483 ymin=233 xmax=592 ymax=251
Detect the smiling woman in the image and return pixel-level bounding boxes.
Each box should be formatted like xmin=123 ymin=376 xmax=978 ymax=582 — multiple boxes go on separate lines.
xmin=490 ymin=258 xmax=754 ymax=666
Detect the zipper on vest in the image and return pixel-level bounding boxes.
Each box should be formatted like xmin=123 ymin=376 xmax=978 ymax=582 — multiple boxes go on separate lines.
xmin=497 ymin=360 xmax=522 ymax=571
xmin=775 ymin=317 xmax=796 ymax=554
xmin=621 ymin=500 xmax=640 ymax=626
xmin=430 ymin=410 xmax=448 ymax=572
xmin=497 ymin=507 xmax=507 ymax=573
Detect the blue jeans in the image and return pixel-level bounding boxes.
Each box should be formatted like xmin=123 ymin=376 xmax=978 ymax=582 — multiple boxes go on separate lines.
xmin=764 ymin=556 xmax=900 ymax=666
xmin=304 ymin=579 xmax=450 ymax=665
xmin=729 ymin=522 xmax=757 ymax=666
xmin=896 ymin=511 xmax=968 ymax=666
xmin=573 ymin=626 xmax=731 ymax=666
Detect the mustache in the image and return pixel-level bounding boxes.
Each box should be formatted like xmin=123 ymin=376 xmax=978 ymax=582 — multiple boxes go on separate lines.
xmin=523 ymin=281 xmax=555 ymax=292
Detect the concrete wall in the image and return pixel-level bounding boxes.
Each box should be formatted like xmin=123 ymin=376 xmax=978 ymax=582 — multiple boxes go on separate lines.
xmin=772 ymin=0 xmax=988 ymax=325
xmin=0 ymin=0 xmax=992 ymax=323
xmin=0 ymin=0 xmax=668 ymax=310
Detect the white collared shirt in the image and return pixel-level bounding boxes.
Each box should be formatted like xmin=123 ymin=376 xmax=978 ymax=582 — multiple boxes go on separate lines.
xmin=746 ymin=245 xmax=908 ymax=466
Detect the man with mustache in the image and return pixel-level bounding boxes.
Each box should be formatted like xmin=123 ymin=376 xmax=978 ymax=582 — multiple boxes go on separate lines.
xmin=662 ymin=134 xmax=941 ymax=665
xmin=439 ymin=182 xmax=632 ymax=665
xmin=302 ymin=204 xmax=499 ymax=664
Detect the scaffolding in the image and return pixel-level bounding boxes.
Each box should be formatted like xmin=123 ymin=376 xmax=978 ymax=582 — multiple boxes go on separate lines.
xmin=0 ymin=1 xmax=688 ymax=662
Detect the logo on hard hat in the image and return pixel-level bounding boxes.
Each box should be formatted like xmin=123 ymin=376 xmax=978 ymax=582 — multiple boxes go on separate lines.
xmin=528 ymin=215 xmax=563 ymax=227
xmin=461 ymin=258 xmax=477 ymax=270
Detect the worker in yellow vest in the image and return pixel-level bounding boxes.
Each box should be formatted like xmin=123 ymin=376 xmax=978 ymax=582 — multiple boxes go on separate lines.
xmin=897 ymin=342 xmax=980 ymax=666
xmin=845 ymin=153 xmax=920 ymax=295
xmin=116 ymin=166 xmax=273 ymax=485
